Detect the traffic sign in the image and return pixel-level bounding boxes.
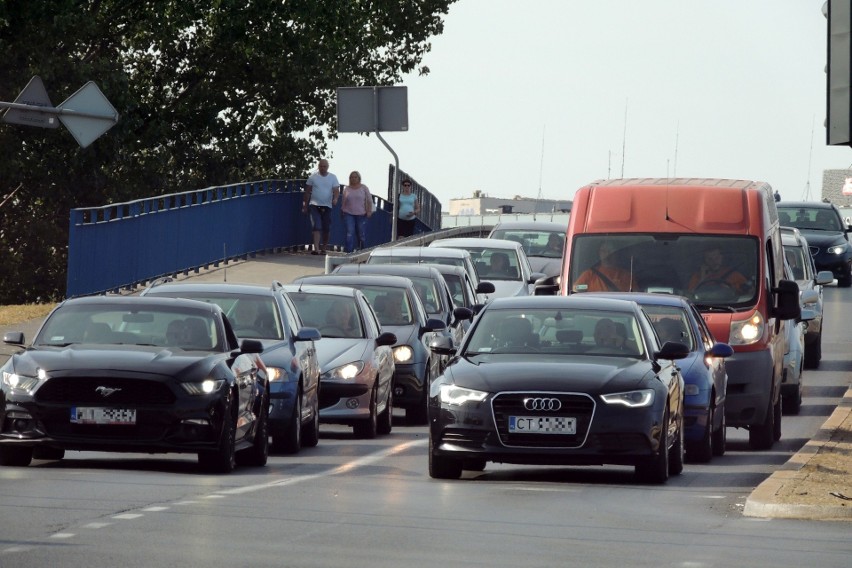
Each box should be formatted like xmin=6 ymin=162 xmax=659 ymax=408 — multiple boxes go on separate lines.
xmin=57 ymin=82 xmax=119 ymax=148
xmin=3 ymin=76 xmax=59 ymax=129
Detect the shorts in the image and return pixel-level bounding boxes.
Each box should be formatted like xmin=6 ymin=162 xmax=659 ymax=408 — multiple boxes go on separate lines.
xmin=309 ymin=205 xmax=332 ymax=233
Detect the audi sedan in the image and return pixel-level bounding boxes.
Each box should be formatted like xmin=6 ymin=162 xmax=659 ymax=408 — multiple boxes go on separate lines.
xmin=427 ymin=295 xmax=688 ymax=483
xmin=1 ymin=296 xmax=268 ymax=473
xmin=141 ymin=280 xmax=322 ymax=454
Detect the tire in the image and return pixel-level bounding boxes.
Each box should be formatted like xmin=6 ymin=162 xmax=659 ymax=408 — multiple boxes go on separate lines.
xmin=686 ymin=407 xmax=713 ymax=464
xmin=782 ymin=378 xmax=803 ymax=416
xmin=668 ymin=412 xmax=684 ymax=476
xmin=273 ymin=387 xmax=302 ymax=454
xmin=301 ymin=391 xmax=320 ymax=448
xmin=353 ymin=384 xmax=378 ymax=439
xmin=199 ymin=401 xmax=237 ymax=474
xmin=712 ymin=405 xmax=726 ymax=457
xmin=377 ymin=379 xmax=394 ymax=436
xmin=0 ymin=446 xmax=34 ymax=467
xmin=429 ymin=435 xmax=462 ymax=479
xmin=748 ymin=396 xmax=775 ymax=450
xmin=773 ymin=393 xmax=783 ymax=442
xmin=406 ymin=368 xmax=430 ymax=426
xmin=635 ymin=409 xmax=670 ymax=484
xmin=236 ymin=396 xmax=269 ymax=467
xmin=804 ymin=335 xmax=821 ymax=369
xmin=33 ymin=446 xmax=65 ymax=461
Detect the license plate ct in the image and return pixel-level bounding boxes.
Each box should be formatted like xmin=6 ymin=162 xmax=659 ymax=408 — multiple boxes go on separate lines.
xmin=71 ymin=407 xmax=136 ymax=425
xmin=508 ymin=416 xmax=576 ymax=434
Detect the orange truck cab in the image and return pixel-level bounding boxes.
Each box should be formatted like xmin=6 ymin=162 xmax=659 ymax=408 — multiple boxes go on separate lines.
xmin=554 ymin=178 xmax=800 ymax=450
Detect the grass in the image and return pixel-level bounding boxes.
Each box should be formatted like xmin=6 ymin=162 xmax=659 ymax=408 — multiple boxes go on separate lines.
xmin=0 ymin=304 xmax=56 ymax=326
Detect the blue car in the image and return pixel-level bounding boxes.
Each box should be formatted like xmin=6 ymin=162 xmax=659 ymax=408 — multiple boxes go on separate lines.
xmin=585 ymin=292 xmax=733 ymax=462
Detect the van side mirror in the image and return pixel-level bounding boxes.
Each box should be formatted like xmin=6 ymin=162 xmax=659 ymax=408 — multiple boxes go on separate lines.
xmin=772 ymin=279 xmax=801 ymax=321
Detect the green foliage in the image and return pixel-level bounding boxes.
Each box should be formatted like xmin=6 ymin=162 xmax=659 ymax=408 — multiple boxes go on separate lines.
xmin=0 ymin=0 xmax=455 ymax=303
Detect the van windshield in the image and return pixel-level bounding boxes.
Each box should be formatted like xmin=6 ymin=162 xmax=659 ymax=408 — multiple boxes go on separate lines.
xmin=569 ymin=235 xmax=759 ymax=308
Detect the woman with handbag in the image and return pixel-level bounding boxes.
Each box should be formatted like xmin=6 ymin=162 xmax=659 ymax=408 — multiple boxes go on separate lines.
xmin=341 ymin=171 xmax=373 ymax=253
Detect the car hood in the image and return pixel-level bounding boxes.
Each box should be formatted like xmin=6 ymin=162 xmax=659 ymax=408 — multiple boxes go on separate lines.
xmin=314 ymin=338 xmax=371 ymax=371
xmin=382 ymin=324 xmax=420 ymax=347
xmin=795 ymin=229 xmax=846 ymax=248
xmin=672 ymin=353 xmax=701 ymax=387
xmin=527 ymin=257 xmax=562 ymax=278
xmin=485 ymin=280 xmax=530 ymax=299
xmin=8 ymin=345 xmax=218 ymax=378
xmin=444 ymin=355 xmax=652 ymax=393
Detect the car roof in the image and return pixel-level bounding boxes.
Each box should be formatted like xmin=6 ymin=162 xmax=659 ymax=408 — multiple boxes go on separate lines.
xmin=279 ymin=284 xmax=361 ymax=299
xmin=142 ymin=281 xmax=279 ymax=297
xmin=484 ymin=295 xmax=641 ymax=314
xmin=780 ymin=226 xmax=808 ymax=247
xmin=490 ymin=220 xmax=566 ymax=231
xmin=431 ymin=237 xmax=522 ymax=251
xmin=369 ymin=246 xmax=471 ymax=259
xmin=579 ymin=291 xmax=691 ymax=309
xmin=294 ymin=274 xmax=416 ymax=289
xmin=334 ymin=263 xmax=444 ymax=279
xmin=777 ymin=200 xmax=838 ymax=210
xmin=62 ymin=294 xmax=220 ymax=313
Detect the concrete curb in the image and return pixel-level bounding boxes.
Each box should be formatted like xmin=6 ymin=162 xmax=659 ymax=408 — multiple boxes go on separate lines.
xmin=743 ymin=388 xmax=852 ymax=521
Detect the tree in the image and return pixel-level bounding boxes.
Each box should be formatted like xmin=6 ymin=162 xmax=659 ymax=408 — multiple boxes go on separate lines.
xmin=0 ymin=0 xmax=456 ymax=303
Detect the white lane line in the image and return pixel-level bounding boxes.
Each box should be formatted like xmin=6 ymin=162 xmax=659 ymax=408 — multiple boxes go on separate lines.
xmin=173 ymin=500 xmax=199 ymax=505
xmin=3 ymin=546 xmax=36 ymax=553
xmin=218 ymin=438 xmax=428 ymax=496
xmin=50 ymin=533 xmax=75 ymax=539
xmin=142 ymin=506 xmax=170 ymax=512
xmin=82 ymin=522 xmax=112 ymax=529
xmin=112 ymin=513 xmax=143 ymax=520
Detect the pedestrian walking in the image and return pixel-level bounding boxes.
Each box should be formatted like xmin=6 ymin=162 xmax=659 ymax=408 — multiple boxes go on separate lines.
xmin=341 ymin=171 xmax=373 ymax=253
xmin=302 ymin=158 xmax=341 ymax=255
xmin=397 ymin=179 xmax=420 ymax=238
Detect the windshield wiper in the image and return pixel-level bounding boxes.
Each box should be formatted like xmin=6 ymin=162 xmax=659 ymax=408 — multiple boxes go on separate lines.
xmin=693 ymin=304 xmax=736 ymax=313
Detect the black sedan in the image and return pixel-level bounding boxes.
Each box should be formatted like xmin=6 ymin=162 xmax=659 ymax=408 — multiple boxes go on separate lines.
xmin=292 ymin=274 xmax=447 ymax=425
xmin=140 ymin=280 xmax=322 ymax=454
xmin=0 ymin=296 xmax=269 ymax=473
xmin=777 ymin=201 xmax=852 ymax=287
xmin=427 ymin=296 xmax=688 ymax=483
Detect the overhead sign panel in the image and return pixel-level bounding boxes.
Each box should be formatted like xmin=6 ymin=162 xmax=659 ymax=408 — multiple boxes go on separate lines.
xmin=337 ymin=86 xmax=408 ymax=133
xmin=57 ymin=82 xmax=119 ymax=148
xmin=3 ymin=76 xmax=59 ymax=129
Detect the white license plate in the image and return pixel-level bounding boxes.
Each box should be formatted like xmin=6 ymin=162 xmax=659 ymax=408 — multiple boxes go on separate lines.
xmin=70 ymin=407 xmax=136 ymax=425
xmin=508 ymin=416 xmax=576 ymax=434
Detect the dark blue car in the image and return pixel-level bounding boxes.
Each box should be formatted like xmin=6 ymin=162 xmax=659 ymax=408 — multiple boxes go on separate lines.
xmin=586 ymin=292 xmax=733 ymax=462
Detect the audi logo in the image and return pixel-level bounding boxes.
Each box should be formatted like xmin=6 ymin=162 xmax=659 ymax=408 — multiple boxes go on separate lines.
xmin=523 ymin=397 xmax=562 ymax=411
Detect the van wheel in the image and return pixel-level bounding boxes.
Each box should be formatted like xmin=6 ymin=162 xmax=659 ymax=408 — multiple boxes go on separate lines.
xmin=748 ymin=397 xmax=775 ymax=450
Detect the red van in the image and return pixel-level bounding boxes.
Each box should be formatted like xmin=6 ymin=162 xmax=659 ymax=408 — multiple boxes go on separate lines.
xmin=554 ymin=178 xmax=800 ymax=450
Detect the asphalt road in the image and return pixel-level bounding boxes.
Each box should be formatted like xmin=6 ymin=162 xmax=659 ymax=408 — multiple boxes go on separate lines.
xmin=1 ymin=253 xmax=850 ymax=567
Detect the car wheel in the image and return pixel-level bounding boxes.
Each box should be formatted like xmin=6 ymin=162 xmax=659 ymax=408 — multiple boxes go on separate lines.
xmin=429 ymin=435 xmax=462 ymax=479
xmin=33 ymin=446 xmax=65 ymax=461
xmin=406 ymin=367 xmax=430 ymax=426
xmin=686 ymin=406 xmax=713 ymax=463
xmin=274 ymin=386 xmax=302 ymax=454
xmin=773 ymin=392 xmax=783 ymax=442
xmin=804 ymin=336 xmax=821 ymax=369
xmin=0 ymin=446 xmax=34 ymax=467
xmin=668 ymin=412 xmax=684 ymax=476
xmin=198 ymin=400 xmax=237 ymax=474
xmin=301 ymin=391 xmax=320 ymax=448
xmin=711 ymin=404 xmax=726 ymax=457
xmin=635 ymin=409 xmax=670 ymax=484
xmin=377 ymin=379 xmax=394 ymax=436
xmin=353 ymin=383 xmax=378 ymax=439
xmin=236 ymin=395 xmax=269 ymax=467
xmin=748 ymin=395 xmax=775 ymax=450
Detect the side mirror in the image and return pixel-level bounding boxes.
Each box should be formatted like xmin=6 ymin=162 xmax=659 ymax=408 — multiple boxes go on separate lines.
xmin=528 ymin=272 xmax=547 ymax=284
xmin=800 ymin=307 xmax=817 ymax=322
xmin=534 ymin=274 xmax=560 ymax=296
xmin=429 ymin=335 xmax=456 ymax=356
xmin=239 ymin=339 xmax=264 ymax=354
xmin=376 ymin=331 xmax=398 ymax=347
xmin=800 ymin=289 xmax=819 ymax=306
xmin=708 ymin=342 xmax=734 ymax=358
xmin=295 ymin=327 xmax=322 ymax=342
xmin=423 ymin=317 xmax=447 ymax=333
xmin=471 ymin=303 xmax=485 ymax=315
xmin=772 ymin=279 xmax=801 ymax=321
xmin=476 ymin=281 xmax=495 ymax=294
xmin=815 ymin=270 xmax=834 ymax=286
xmin=655 ymin=341 xmax=690 ymax=361
xmin=3 ymin=331 xmax=25 ymax=345
xmin=453 ymin=307 xmax=474 ymax=324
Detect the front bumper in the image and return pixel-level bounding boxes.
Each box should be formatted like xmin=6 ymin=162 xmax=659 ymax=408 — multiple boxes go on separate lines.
xmin=723 ymin=348 xmax=776 ymax=428
xmin=391 ymin=362 xmax=427 ymax=408
xmin=318 ymin=379 xmax=372 ymax=424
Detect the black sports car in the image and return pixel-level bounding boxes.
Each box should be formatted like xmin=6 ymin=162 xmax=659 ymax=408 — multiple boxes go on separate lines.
xmin=0 ymin=295 xmax=269 ymax=473
xmin=427 ymin=295 xmax=688 ymax=483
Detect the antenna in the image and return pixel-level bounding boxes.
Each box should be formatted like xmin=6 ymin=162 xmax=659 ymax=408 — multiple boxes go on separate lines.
xmin=535 ymin=125 xmax=545 ymax=221
xmin=673 ymin=121 xmax=679 ymax=178
xmin=803 ymin=115 xmax=815 ymax=201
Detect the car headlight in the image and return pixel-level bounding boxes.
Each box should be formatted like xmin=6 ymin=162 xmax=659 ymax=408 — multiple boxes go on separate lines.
xmin=729 ymin=311 xmax=763 ymax=346
xmin=266 ymin=366 xmax=289 ymax=382
xmin=322 ymin=361 xmax=364 ymax=381
xmin=601 ymin=389 xmax=655 ymax=407
xmin=1 ymin=369 xmax=45 ymax=392
xmin=439 ymin=384 xmax=488 ymax=406
xmin=827 ymin=245 xmax=846 ymax=255
xmin=683 ymin=384 xmax=700 ymax=396
xmin=393 ymin=345 xmax=414 ymax=363
xmin=181 ymin=379 xmax=226 ymax=395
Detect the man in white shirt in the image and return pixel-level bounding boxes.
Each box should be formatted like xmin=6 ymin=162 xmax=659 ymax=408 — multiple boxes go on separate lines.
xmin=302 ymin=158 xmax=341 ymax=254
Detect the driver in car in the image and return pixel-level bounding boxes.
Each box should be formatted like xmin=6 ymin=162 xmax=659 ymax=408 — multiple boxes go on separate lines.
xmin=687 ymin=246 xmax=749 ymax=294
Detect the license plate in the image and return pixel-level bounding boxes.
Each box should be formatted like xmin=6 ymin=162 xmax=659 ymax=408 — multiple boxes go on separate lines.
xmin=70 ymin=407 xmax=136 ymax=425
xmin=508 ymin=416 xmax=576 ymax=434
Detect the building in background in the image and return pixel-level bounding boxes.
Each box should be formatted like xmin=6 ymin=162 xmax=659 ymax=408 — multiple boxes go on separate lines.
xmin=449 ymin=190 xmax=572 ymax=216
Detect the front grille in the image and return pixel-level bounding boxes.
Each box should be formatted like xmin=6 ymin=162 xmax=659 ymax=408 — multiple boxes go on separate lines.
xmin=36 ymin=377 xmax=177 ymax=405
xmin=492 ymin=392 xmax=595 ymax=448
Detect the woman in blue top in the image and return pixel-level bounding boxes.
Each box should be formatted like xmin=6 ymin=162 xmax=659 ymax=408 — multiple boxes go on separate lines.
xmin=397 ymin=179 xmax=420 ymax=237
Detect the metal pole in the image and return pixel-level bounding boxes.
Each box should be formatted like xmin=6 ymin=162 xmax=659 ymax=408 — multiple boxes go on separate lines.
xmin=0 ymin=101 xmax=118 ymax=121
xmin=372 ymin=87 xmax=400 ymax=241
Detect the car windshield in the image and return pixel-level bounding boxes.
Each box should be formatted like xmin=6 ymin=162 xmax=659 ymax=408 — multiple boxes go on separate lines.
xmin=355 ymin=286 xmax=414 ymax=326
xmin=465 ymin=308 xmax=645 ymax=358
xmin=777 ymin=206 xmax=843 ymax=232
xmin=569 ymin=234 xmax=759 ymax=309
xmin=289 ymin=293 xmax=364 ymax=339
xmin=491 ymin=229 xmax=564 ymax=259
xmin=640 ymin=306 xmax=695 ymax=351
xmin=148 ymin=291 xmax=283 ymax=340
xmin=408 ymin=276 xmax=443 ymax=315
xmin=37 ymin=304 xmax=220 ymax=351
xmin=464 ymin=247 xmax=522 ymax=282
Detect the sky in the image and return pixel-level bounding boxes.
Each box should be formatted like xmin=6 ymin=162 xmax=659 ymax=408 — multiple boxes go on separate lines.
xmin=324 ymin=0 xmax=852 ymax=210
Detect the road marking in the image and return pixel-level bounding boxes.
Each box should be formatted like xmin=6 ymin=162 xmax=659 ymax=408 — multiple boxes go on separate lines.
xmin=113 ymin=513 xmax=143 ymax=520
xmin=142 ymin=506 xmax=170 ymax=512
xmin=50 ymin=533 xmax=75 ymax=539
xmin=82 ymin=522 xmax=112 ymax=529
